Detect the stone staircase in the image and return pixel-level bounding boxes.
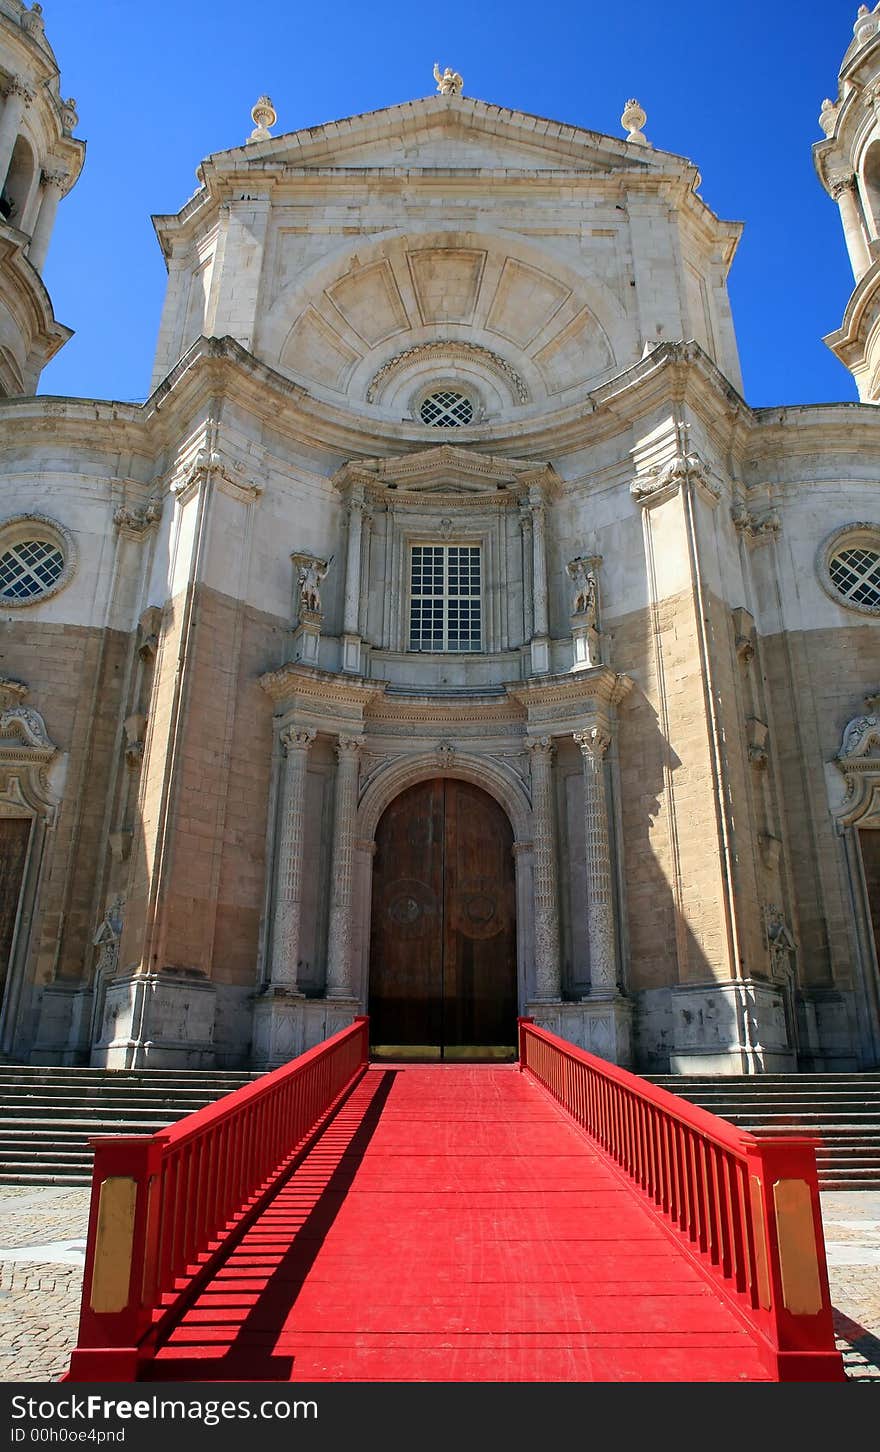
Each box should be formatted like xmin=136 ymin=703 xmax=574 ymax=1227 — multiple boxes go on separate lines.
xmin=649 ymin=1072 xmax=880 ymax=1190
xmin=0 ymin=1065 xmax=264 ymax=1186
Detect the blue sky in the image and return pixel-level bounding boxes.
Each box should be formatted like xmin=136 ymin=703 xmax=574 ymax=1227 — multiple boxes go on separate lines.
xmin=38 ymin=0 xmax=859 ymax=407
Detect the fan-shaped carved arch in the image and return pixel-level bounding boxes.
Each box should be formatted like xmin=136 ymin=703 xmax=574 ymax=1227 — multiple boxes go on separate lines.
xmin=259 ymin=228 xmax=630 ymax=411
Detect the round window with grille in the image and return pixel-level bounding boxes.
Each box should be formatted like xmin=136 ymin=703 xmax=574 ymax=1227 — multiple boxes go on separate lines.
xmin=828 ymin=547 xmax=880 ymax=610
xmin=419 ymin=390 xmax=474 ymax=427
xmin=819 ymin=523 xmax=880 ymax=616
xmin=0 ymin=515 xmax=75 ymax=607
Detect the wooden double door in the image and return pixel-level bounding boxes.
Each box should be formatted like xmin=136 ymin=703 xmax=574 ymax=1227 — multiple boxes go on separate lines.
xmin=369 ymin=778 xmax=517 ymax=1054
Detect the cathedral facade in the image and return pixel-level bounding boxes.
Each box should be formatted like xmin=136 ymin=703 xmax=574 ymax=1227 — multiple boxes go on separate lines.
xmin=1 ymin=2 xmax=880 ymax=1076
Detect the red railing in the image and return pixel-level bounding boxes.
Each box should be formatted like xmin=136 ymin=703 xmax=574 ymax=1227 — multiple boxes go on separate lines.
xmin=518 ymin=1019 xmax=845 ymax=1382
xmin=66 ymin=1017 xmax=370 ymax=1381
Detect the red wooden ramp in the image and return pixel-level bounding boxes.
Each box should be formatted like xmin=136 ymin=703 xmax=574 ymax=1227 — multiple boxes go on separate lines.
xmin=146 ymin=1064 xmax=773 ymax=1382
xmin=65 ymin=1019 xmax=845 ymax=1383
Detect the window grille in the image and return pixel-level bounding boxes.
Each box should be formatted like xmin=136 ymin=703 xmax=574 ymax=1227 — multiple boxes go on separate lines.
xmin=0 ymin=539 xmax=65 ymax=601
xmin=419 ymin=391 xmax=474 ymax=427
xmin=828 ymin=547 xmax=880 ymax=611
xmin=409 ymin=544 xmax=481 ymax=651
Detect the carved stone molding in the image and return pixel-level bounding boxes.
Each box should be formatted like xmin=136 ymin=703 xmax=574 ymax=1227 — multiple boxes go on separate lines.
xmin=731 ymin=606 xmax=756 ymax=666
xmin=0 ymin=676 xmax=59 ymax=820
xmin=137 ymin=606 xmax=163 ymax=663
xmin=747 ymin=716 xmax=769 ymax=770
xmin=366 ymin=340 xmax=529 ymax=406
xmin=731 ymin=500 xmax=781 ymax=544
xmin=630 ymin=451 xmax=720 ymax=508
xmin=834 ymin=702 xmax=880 ymax=821
xmin=114 ymin=497 xmax=162 ymax=539
xmin=123 ymin=713 xmax=146 ymax=770
xmin=171 ymin=449 xmax=262 ymax=506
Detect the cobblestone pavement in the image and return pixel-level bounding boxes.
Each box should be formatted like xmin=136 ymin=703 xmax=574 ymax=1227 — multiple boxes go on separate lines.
xmin=0 ymin=1186 xmax=878 ymax=1383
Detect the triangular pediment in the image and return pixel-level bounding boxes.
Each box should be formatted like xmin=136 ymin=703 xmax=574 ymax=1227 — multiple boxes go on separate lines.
xmin=333 ymin=444 xmax=560 ymax=499
xmin=206 ymin=96 xmax=672 ymax=179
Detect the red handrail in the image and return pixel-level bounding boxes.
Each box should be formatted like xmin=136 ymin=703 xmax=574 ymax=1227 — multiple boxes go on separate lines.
xmin=518 ymin=1018 xmax=845 ymax=1383
xmin=66 ymin=1017 xmax=370 ymax=1381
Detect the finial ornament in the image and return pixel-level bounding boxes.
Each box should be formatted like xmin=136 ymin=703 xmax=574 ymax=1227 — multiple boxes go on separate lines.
xmin=621 ymin=98 xmax=648 ymax=145
xmin=855 ymin=5 xmax=879 ymax=44
xmin=248 ymin=94 xmax=277 ymax=144
xmin=21 ymin=4 xmax=46 ymax=41
xmin=818 ymin=97 xmax=839 ymax=137
xmin=60 ymin=98 xmax=79 ymax=136
xmin=433 ymin=62 xmax=463 ymax=97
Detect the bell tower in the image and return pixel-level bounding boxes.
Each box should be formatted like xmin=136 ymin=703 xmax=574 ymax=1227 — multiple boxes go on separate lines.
xmin=0 ymin=1 xmax=84 ymax=395
xmin=815 ymin=3 xmax=880 ymax=400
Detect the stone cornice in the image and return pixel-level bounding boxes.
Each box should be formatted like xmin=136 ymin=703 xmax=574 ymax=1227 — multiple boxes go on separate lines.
xmin=332 ymin=446 xmax=560 ymax=503
xmin=7 ymin=334 xmax=880 ymax=506
xmin=822 ymin=256 xmax=880 ymax=369
xmin=507 ymin=667 xmax=633 ymax=715
xmin=0 ymin=230 xmax=73 ymax=362
xmin=260 ymin=661 xmax=386 ymax=711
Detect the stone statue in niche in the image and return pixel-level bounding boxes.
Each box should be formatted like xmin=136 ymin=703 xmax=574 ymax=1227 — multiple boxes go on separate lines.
xmin=93 ymin=896 xmax=124 ymax=978
xmin=567 ymin=557 xmax=598 ymax=623
xmin=295 ymin=555 xmax=330 ymax=617
xmin=567 ymin=555 xmax=601 ymax=670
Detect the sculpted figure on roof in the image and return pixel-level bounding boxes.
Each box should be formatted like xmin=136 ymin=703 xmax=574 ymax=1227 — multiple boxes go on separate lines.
xmin=433 ymin=62 xmax=463 ymax=96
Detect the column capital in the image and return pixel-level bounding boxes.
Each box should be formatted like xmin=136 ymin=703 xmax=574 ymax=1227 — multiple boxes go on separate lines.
xmin=335 ymin=734 xmax=362 ymax=758
xmin=829 ymin=171 xmax=857 ymax=201
xmin=574 ymin=726 xmax=611 ymax=760
xmin=526 ymin=734 xmax=555 ymax=757
xmin=40 ymin=169 xmax=70 ymax=195
xmin=341 ymin=478 xmax=367 ymax=511
xmin=280 ymin=725 xmax=316 ymax=755
xmin=4 ymin=76 xmax=34 ymax=105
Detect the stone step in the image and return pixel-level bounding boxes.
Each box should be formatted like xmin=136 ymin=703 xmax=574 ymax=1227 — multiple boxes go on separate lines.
xmin=0 ymin=1091 xmax=245 ymax=1103
xmin=0 ymin=1172 xmax=92 ymax=1187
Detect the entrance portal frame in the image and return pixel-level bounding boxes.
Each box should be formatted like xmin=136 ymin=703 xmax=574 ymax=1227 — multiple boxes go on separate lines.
xmin=355 ymin=750 xmax=533 ymax=1020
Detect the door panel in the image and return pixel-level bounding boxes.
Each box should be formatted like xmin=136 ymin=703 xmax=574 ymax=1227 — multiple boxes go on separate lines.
xmin=369 ymin=778 xmax=516 ymax=1051
xmin=369 ymin=779 xmax=444 ymax=1047
xmin=860 ymin=828 xmax=880 ymax=965
xmin=0 ymin=817 xmax=30 ymax=1002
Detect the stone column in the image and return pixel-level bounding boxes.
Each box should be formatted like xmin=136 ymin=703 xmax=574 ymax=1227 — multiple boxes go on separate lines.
xmin=27 ymin=170 xmax=67 ymax=273
xmin=0 ymin=78 xmax=31 ymax=191
xmin=269 ymin=726 xmax=316 ymax=990
xmin=342 ymin=484 xmax=365 ymax=672
xmin=519 ymin=507 xmax=534 ymax=640
xmin=527 ymin=736 xmax=561 ymax=999
xmin=831 ymin=174 xmax=872 ymax=281
xmin=325 ymin=735 xmax=361 ymax=998
xmin=530 ymin=498 xmax=549 ymax=637
xmin=574 ymin=727 xmax=618 ymax=998
xmin=527 ymin=487 xmax=550 ymax=674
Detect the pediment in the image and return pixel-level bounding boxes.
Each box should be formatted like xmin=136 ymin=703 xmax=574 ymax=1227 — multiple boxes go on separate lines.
xmin=334 ymin=444 xmax=559 ymax=500
xmin=211 ymin=96 xmax=666 ymax=178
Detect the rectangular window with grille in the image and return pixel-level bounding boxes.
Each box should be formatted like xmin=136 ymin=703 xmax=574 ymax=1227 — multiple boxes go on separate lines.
xmin=409 ymin=544 xmax=482 ymax=652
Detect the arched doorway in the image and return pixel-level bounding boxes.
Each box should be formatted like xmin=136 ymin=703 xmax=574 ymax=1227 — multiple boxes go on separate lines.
xmin=369 ymin=778 xmax=517 ymax=1057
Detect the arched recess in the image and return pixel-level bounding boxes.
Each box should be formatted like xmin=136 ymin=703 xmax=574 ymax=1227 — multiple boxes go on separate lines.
xmin=258 ymin=227 xmax=632 ymax=413
xmin=3 ymin=135 xmax=36 ymax=229
xmin=0 ymin=679 xmax=60 ymax=1055
xmin=861 ymin=140 xmax=880 ymax=242
xmin=830 ymin=705 xmax=880 ymax=1065
xmin=352 ymin=752 xmax=534 ymax=1024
